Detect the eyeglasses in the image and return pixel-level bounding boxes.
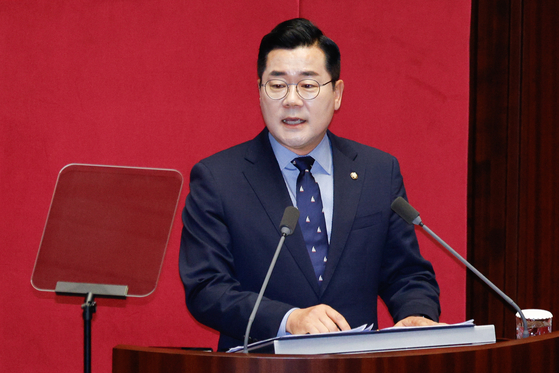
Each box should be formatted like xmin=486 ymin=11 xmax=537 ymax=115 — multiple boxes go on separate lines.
xmin=260 ymin=79 xmax=333 ymax=100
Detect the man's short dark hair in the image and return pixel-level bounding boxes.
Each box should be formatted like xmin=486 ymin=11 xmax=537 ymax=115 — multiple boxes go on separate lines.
xmin=257 ymin=18 xmax=341 ymax=84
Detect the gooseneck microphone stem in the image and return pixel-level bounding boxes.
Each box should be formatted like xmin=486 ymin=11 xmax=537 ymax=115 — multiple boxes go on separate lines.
xmin=390 ymin=197 xmax=529 ymax=339
xmin=243 ymin=234 xmax=286 ymax=353
xmin=243 ymin=207 xmax=299 ymax=353
xmin=420 ymin=223 xmax=529 ymax=338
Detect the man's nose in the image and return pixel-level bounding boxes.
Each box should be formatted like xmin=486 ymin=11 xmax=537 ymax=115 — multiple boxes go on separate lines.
xmin=282 ymin=84 xmax=304 ymax=106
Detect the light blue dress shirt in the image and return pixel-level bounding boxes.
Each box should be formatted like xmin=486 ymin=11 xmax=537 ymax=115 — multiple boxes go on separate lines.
xmin=268 ymin=133 xmax=333 ymax=242
xmin=268 ymin=132 xmax=334 ymax=336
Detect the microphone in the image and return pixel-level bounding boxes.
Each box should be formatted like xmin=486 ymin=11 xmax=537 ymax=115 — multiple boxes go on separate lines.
xmin=279 ymin=206 xmax=300 ymax=236
xmin=243 ymin=206 xmax=300 ymax=353
xmin=390 ymin=196 xmax=529 ymax=339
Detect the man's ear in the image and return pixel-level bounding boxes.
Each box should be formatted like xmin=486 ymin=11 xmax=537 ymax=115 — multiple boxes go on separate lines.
xmin=334 ymin=79 xmax=344 ymax=110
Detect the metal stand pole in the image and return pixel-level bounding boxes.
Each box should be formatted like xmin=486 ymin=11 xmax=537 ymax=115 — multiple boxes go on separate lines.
xmin=82 ymin=292 xmax=96 ymax=373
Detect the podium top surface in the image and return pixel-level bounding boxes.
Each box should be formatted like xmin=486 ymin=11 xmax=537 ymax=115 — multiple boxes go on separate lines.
xmin=113 ymin=331 xmax=559 ymax=373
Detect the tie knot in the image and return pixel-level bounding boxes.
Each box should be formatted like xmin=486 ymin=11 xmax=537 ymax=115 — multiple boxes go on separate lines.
xmin=292 ymin=156 xmax=315 ymax=173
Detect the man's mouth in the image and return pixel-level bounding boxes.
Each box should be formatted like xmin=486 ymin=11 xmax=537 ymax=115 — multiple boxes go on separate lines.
xmin=282 ymin=118 xmax=306 ymax=125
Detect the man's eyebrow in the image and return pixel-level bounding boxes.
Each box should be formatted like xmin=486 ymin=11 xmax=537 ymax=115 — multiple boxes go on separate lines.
xmin=268 ymin=70 xmax=319 ymax=77
xmin=269 ymin=71 xmax=287 ymax=77
xmin=300 ymin=71 xmax=319 ymax=77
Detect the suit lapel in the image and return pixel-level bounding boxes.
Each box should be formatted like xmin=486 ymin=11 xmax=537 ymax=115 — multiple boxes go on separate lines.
xmin=320 ymin=132 xmax=365 ymax=294
xmin=242 ymin=130 xmax=321 ymax=296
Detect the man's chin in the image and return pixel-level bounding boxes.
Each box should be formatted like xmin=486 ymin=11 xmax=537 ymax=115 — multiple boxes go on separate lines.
xmin=278 ymin=138 xmax=317 ymax=155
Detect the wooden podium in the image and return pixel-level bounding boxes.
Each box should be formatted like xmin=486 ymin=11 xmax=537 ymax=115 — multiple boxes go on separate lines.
xmin=113 ymin=331 xmax=559 ymax=373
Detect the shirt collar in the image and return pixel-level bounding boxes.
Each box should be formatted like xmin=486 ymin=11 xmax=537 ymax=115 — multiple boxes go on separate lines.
xmin=268 ymin=132 xmax=332 ymax=175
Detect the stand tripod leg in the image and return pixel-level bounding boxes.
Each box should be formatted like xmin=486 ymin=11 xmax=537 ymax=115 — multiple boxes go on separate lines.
xmin=82 ymin=293 xmax=96 ymax=373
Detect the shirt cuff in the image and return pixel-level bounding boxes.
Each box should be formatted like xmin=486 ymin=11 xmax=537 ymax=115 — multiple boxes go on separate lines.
xmin=277 ymin=308 xmax=298 ymax=337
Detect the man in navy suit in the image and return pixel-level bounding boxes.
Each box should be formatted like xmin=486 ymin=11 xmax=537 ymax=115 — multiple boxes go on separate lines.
xmin=179 ymin=18 xmax=440 ymax=351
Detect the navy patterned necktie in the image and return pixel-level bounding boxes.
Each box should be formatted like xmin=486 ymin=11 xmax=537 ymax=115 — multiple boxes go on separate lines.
xmin=292 ymin=156 xmax=329 ymax=284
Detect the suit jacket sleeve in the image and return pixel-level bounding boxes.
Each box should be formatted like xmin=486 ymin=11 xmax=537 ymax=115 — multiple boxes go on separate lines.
xmin=179 ymin=159 xmax=293 ymax=346
xmin=377 ymin=156 xmax=440 ymax=323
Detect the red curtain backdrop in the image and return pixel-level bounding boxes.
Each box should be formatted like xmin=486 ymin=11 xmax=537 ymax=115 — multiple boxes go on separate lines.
xmin=0 ymin=1 xmax=470 ymax=372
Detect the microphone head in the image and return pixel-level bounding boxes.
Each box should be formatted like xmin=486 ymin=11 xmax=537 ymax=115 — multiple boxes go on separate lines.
xmin=391 ymin=197 xmax=422 ymax=225
xmin=280 ymin=206 xmax=300 ymax=236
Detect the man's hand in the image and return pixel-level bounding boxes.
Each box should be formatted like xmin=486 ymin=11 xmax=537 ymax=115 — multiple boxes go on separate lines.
xmin=394 ymin=316 xmax=444 ymax=327
xmin=286 ymin=304 xmax=351 ymax=335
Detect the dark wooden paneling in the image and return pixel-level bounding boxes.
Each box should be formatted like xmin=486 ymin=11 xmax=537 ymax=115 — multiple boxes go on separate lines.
xmin=468 ymin=0 xmax=521 ymax=339
xmin=468 ymin=0 xmax=559 ymax=339
xmin=517 ymin=0 xmax=559 ymax=314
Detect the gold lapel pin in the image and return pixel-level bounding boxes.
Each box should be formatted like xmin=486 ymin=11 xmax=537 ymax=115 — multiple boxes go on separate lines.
xmin=350 ymin=172 xmax=358 ymax=180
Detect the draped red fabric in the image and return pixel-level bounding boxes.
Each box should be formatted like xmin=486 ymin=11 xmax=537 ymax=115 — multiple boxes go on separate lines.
xmin=0 ymin=1 xmax=470 ymax=371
